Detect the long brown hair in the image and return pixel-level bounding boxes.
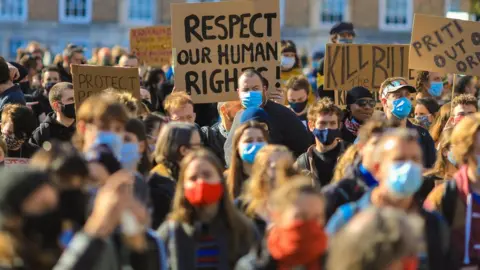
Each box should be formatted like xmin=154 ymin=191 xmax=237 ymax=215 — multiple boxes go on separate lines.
xmin=227 ymin=121 xmax=269 ymax=198
xmin=332 ymin=144 xmax=360 ymax=183
xmin=169 ymin=149 xmax=255 ymax=263
xmin=241 ymin=145 xmax=297 ymax=217
xmin=424 ymin=128 xmax=454 ymax=178
xmin=451 ymin=113 xmax=480 ymax=171
xmin=429 ymin=102 xmax=451 ymax=144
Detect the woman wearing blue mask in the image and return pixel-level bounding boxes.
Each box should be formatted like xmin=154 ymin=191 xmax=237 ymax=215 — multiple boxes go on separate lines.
xmin=226 ymin=121 xmax=269 ymax=198
xmin=415 ymin=71 xmax=446 ymax=101
xmin=414 ymin=97 xmax=440 ymax=130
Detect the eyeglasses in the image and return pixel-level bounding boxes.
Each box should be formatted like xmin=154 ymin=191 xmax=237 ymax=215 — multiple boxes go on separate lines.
xmin=354 ymin=99 xmax=376 ymax=108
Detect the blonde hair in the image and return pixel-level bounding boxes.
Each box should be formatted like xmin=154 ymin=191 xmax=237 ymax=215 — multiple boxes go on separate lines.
xmin=451 ymin=113 xmax=480 ymax=168
xmin=332 ymin=144 xmax=359 ymax=182
xmin=425 ymin=128 xmax=453 ymax=178
xmin=268 ymin=176 xmax=323 ymax=213
xmin=102 ymin=88 xmax=139 ymax=117
xmin=164 ymin=92 xmax=194 ymax=116
xmin=429 ymin=102 xmax=451 ymax=144
xmin=169 ymin=149 xmax=255 ymax=264
xmin=241 ymin=145 xmax=297 ymax=217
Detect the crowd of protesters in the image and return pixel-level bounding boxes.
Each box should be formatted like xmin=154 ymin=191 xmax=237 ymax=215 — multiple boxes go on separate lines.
xmin=0 ymin=20 xmax=480 ymax=270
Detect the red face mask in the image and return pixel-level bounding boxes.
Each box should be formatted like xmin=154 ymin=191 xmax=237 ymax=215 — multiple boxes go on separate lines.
xmin=267 ymin=220 xmax=327 ymax=268
xmin=184 ymin=180 xmax=223 ymax=206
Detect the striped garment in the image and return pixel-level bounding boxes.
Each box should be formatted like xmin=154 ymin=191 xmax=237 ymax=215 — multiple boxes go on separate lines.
xmin=196 ymin=233 xmax=220 ymax=270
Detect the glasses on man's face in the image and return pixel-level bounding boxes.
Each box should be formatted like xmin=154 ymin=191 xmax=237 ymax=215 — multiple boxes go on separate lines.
xmin=355 ymin=99 xmax=376 ymax=108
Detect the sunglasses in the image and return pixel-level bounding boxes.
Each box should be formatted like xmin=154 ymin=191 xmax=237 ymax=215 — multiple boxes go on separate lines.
xmin=354 ymin=99 xmax=376 ymax=108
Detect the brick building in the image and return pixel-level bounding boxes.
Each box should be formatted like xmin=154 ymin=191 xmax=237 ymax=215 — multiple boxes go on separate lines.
xmin=0 ymin=0 xmax=472 ymax=60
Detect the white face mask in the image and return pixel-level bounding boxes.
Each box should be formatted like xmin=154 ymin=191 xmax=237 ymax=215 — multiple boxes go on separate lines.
xmin=281 ymin=56 xmax=295 ymax=69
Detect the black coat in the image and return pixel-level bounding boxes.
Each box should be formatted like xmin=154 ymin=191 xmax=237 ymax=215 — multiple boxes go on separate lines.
xmin=201 ymin=122 xmax=227 ymax=167
xmin=407 ymin=120 xmax=436 ymax=169
xmin=148 ymin=173 xmax=176 ymax=230
xmin=29 ymin=112 xmax=76 ymax=148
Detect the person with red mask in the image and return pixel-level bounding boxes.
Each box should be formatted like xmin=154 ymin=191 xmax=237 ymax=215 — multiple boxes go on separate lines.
xmin=236 ymin=177 xmax=328 ymax=270
xmin=157 ymin=149 xmax=256 ymax=269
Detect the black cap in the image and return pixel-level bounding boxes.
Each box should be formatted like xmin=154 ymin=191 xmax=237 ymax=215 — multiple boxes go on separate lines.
xmin=0 ymin=167 xmax=50 ymax=216
xmin=330 ymin=22 xmax=356 ymax=36
xmin=347 ymin=86 xmax=373 ymax=106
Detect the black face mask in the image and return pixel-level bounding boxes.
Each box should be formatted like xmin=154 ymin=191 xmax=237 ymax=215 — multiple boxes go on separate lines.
xmin=61 ymin=103 xmax=76 ymax=119
xmin=23 ymin=209 xmax=62 ymax=249
xmin=19 ymin=81 xmax=31 ymax=94
xmin=59 ymin=189 xmax=87 ymax=227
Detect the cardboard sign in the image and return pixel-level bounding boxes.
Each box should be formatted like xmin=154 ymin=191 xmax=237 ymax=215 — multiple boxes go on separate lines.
xmin=71 ymin=65 xmax=140 ymax=110
xmin=410 ymin=14 xmax=480 ymax=76
xmin=130 ymin=26 xmax=172 ymax=67
xmin=171 ymin=0 xmax=280 ymax=103
xmin=324 ymin=44 xmax=410 ymax=92
xmin=4 ymin=158 xmax=29 ymax=167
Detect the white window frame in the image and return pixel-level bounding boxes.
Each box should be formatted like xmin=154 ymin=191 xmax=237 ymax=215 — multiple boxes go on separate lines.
xmin=379 ymin=0 xmax=413 ymax=32
xmin=311 ymin=0 xmax=350 ymax=30
xmin=0 ymin=0 xmax=28 ymax=22
xmin=59 ymin=0 xmax=92 ymax=24
xmin=124 ymin=0 xmax=156 ymax=25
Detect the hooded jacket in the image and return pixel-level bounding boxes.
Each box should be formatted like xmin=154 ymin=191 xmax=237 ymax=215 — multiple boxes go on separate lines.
xmin=0 ymin=84 xmax=26 ymax=114
xmin=30 ymin=112 xmax=75 ymax=148
xmin=425 ymin=165 xmax=480 ymax=267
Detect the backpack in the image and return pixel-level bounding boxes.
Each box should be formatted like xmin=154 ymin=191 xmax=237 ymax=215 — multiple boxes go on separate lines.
xmin=441 ymin=180 xmax=458 ymax=227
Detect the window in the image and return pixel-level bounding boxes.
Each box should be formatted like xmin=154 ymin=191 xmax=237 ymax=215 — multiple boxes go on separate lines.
xmin=59 ymin=0 xmax=92 ymax=23
xmin=319 ymin=0 xmax=347 ymax=26
xmin=379 ymin=0 xmax=413 ymax=31
xmin=127 ymin=0 xmax=155 ymax=24
xmin=446 ymin=0 xmax=461 ymax=12
xmin=0 ymin=0 xmax=27 ymax=21
xmin=445 ymin=0 xmax=469 ymax=20
xmin=9 ymin=38 xmax=28 ymax=60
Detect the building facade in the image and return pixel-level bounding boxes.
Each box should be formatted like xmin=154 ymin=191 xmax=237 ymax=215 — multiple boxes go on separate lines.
xmin=0 ymin=0 xmax=471 ymax=60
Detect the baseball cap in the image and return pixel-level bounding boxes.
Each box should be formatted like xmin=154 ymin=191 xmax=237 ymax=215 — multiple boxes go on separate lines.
xmin=381 ymin=78 xmax=416 ymax=99
xmin=240 ymin=108 xmax=270 ymax=126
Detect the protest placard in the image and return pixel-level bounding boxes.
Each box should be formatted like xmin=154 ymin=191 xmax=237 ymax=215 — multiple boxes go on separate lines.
xmin=4 ymin=158 xmax=29 ymax=167
xmin=171 ymin=0 xmax=280 ymax=103
xmin=130 ymin=26 xmax=172 ymax=67
xmin=324 ymin=44 xmax=410 ymax=92
xmin=71 ymin=65 xmax=140 ymax=110
xmin=410 ymin=14 xmax=480 ymax=76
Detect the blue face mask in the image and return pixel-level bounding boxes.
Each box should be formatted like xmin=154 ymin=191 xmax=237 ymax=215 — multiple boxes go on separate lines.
xmin=240 ymin=91 xmax=263 ymax=108
xmin=428 ymin=81 xmax=443 ymax=97
xmin=415 ymin=115 xmax=432 ymax=129
xmin=338 ymin=38 xmax=353 ymax=44
xmin=240 ymin=142 xmax=266 ymax=164
xmin=92 ymin=131 xmax=123 ymax=159
xmin=447 ymin=150 xmax=456 ymax=167
xmin=120 ymin=142 xmax=141 ymax=171
xmin=390 ymin=97 xmax=412 ymax=120
xmin=386 ymin=161 xmax=423 ymax=198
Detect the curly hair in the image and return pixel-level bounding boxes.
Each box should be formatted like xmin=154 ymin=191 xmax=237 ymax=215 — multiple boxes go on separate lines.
xmin=415 ymin=71 xmax=430 ymax=94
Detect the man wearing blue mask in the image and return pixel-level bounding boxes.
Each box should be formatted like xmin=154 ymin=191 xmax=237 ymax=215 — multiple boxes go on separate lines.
xmin=327 ymin=129 xmax=454 ymax=270
xmin=380 ymin=77 xmax=436 ymax=168
xmin=223 ymin=69 xmax=312 ymax=166
xmin=296 ymin=98 xmax=349 ymax=187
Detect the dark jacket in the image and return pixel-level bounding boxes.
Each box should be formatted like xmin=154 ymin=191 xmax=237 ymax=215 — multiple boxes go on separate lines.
xmin=234 ymin=198 xmax=268 ymax=237
xmin=148 ymin=173 xmax=176 ymax=229
xmin=194 ymin=103 xmax=219 ymax=128
xmin=56 ymin=62 xmax=72 ymax=83
xmin=224 ymin=101 xmax=313 ymax=167
xmin=6 ymin=142 xmax=39 ymax=159
xmin=201 ymin=122 xmax=228 ymax=168
xmin=0 ymin=84 xmax=26 ymax=113
xmin=29 ymin=112 xmax=76 ymax=148
xmin=407 ymin=120 xmax=436 ymax=169
xmin=157 ymin=217 xmax=255 ymax=270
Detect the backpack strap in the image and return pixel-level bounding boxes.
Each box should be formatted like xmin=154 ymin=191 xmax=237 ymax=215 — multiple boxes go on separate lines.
xmin=441 ymin=180 xmax=458 ymax=227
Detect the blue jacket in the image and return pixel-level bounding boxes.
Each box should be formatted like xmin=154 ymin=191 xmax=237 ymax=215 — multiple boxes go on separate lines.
xmin=0 ymin=84 xmax=26 ymax=113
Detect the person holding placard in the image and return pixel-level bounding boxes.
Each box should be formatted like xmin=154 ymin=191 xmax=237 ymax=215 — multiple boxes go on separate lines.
xmin=379 ymin=77 xmax=436 ymax=168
